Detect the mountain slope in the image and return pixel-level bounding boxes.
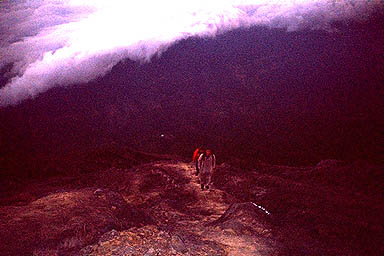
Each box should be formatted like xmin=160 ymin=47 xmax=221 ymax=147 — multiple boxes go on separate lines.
xmin=1 ymin=150 xmax=383 ymax=255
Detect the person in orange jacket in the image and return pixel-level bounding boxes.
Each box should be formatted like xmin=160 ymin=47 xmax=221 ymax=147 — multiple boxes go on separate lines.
xmin=193 ymin=146 xmax=204 ymax=176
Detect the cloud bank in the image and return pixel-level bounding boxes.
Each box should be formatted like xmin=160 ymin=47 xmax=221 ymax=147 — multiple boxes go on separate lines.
xmin=0 ymin=0 xmax=382 ymax=106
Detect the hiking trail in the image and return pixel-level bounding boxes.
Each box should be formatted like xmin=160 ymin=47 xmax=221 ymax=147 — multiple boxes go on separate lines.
xmin=82 ymin=160 xmax=276 ymax=255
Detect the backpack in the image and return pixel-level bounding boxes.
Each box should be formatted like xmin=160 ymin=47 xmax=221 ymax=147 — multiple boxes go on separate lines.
xmin=193 ymin=148 xmax=203 ymax=161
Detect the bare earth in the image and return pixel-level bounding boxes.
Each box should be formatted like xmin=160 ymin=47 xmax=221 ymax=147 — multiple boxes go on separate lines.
xmin=1 ymin=151 xmax=383 ymax=256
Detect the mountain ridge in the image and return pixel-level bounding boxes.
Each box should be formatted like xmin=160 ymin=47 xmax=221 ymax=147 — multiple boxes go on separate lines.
xmin=1 ymin=150 xmax=383 ymax=255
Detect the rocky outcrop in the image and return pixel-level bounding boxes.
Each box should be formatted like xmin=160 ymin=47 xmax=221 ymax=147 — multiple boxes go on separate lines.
xmin=78 ymin=161 xmax=278 ymax=256
xmin=1 ymin=157 xmax=383 ymax=255
xmin=0 ymin=189 xmax=139 ymax=256
xmin=80 ymin=225 xmax=226 ymax=256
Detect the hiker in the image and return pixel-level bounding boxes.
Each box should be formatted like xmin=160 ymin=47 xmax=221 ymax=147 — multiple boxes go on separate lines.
xmin=198 ymin=149 xmax=216 ymax=190
xmin=192 ymin=146 xmax=204 ymax=176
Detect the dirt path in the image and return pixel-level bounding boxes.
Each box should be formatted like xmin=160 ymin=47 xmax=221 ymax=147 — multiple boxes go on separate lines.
xmin=124 ymin=161 xmax=277 ymax=255
xmin=78 ymin=160 xmax=277 ymax=255
xmin=153 ymin=162 xmax=230 ymax=222
xmin=3 ymin=155 xmax=382 ymax=255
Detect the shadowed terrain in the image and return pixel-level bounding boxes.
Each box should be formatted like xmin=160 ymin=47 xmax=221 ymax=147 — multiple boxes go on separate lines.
xmin=1 ymin=6 xmax=383 ymax=256
xmin=1 ymin=148 xmax=383 ymax=255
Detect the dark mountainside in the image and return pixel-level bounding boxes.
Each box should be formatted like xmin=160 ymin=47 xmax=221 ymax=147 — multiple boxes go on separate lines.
xmin=1 ymin=20 xmax=384 ymax=172
xmin=1 ymin=19 xmax=384 ymax=256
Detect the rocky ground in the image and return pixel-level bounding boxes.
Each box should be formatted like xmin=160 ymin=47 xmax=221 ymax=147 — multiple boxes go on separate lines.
xmin=0 ymin=149 xmax=383 ymax=255
xmin=77 ymin=161 xmax=278 ymax=256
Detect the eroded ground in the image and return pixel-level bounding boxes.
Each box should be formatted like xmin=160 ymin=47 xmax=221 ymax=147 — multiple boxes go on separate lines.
xmin=1 ymin=151 xmax=383 ymax=255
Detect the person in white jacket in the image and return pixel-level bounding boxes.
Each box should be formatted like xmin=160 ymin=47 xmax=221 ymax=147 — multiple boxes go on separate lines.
xmin=198 ymin=149 xmax=216 ymax=190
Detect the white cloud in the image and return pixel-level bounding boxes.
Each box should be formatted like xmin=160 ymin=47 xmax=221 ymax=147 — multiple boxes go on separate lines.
xmin=0 ymin=0 xmax=382 ymax=106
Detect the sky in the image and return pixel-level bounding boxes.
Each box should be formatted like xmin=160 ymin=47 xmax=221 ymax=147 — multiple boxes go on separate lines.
xmin=1 ymin=0 xmax=383 ymax=106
